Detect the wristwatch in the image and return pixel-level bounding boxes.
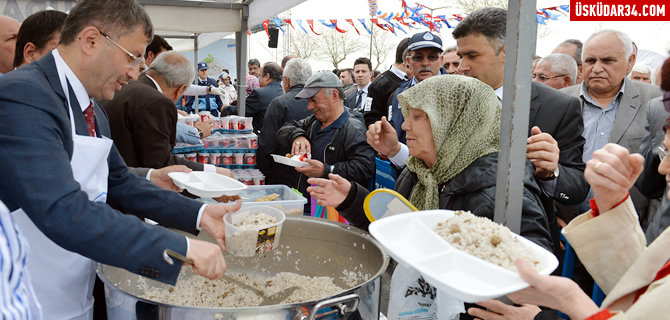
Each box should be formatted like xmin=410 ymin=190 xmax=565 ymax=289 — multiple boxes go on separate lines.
xmin=330 ymin=165 xmax=335 ymax=174
xmin=197 ymin=128 xmax=203 ymax=139
xmin=539 ymin=166 xmax=559 ymax=181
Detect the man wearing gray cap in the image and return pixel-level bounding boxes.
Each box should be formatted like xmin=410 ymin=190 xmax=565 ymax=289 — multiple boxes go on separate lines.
xmin=276 ymin=71 xmax=375 ymax=215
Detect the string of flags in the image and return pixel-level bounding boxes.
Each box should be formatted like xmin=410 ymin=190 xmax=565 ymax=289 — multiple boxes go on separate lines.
xmin=252 ymin=1 xmax=570 ymax=38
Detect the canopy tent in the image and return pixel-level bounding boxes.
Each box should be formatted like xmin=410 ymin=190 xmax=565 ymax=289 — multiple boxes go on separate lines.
xmin=137 ymin=0 xmax=308 ymax=113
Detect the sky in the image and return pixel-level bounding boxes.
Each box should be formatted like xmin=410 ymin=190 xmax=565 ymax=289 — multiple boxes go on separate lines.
xmin=243 ymin=0 xmax=670 ymax=73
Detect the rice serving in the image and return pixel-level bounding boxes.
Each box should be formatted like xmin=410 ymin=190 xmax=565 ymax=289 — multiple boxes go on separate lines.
xmin=433 ymin=210 xmax=540 ymax=272
xmin=227 ymin=212 xmax=281 ymax=256
xmin=140 ymin=268 xmax=344 ymax=308
xmin=237 ymin=212 xmax=277 ymax=228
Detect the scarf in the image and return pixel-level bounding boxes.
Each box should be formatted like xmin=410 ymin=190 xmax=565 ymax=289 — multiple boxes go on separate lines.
xmin=397 ymin=75 xmax=501 ymax=210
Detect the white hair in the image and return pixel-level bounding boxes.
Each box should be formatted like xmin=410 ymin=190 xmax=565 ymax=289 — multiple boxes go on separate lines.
xmin=538 ymin=53 xmax=578 ymax=85
xmin=584 ymin=29 xmax=634 ymax=61
xmin=283 ymin=58 xmax=312 ymax=86
xmin=147 ymin=51 xmax=195 ymax=88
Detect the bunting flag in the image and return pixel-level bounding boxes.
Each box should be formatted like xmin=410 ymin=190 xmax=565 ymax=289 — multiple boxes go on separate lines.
xmin=247 ymin=30 xmax=251 ymax=36
xmin=284 ymin=18 xmax=295 ymax=29
xmin=296 ymin=19 xmax=309 ymax=34
xmin=358 ymin=18 xmax=373 ymax=34
xmin=306 ymin=19 xmax=321 ymax=35
xmin=262 ymin=20 xmax=270 ymax=38
xmin=330 ymin=19 xmax=348 ymax=33
xmin=272 ymin=18 xmax=285 ymax=34
xmin=345 ymin=19 xmax=360 ymax=35
xmin=370 ymin=18 xmax=387 ymax=31
xmin=541 ymin=8 xmax=561 ymax=20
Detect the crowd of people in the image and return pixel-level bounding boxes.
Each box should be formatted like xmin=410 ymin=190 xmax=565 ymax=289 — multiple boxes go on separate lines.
xmin=1 ymin=1 xmax=669 ymax=320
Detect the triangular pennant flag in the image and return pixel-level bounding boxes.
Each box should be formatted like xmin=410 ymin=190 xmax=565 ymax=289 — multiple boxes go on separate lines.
xmin=536 ymin=14 xmax=548 ymax=25
xmin=329 ymin=19 xmax=347 ymax=33
xmin=272 ymin=19 xmax=285 ymax=34
xmin=370 ymin=18 xmax=387 ymax=31
xmin=452 ymin=14 xmax=464 ymax=21
xmin=536 ymin=10 xmax=549 ymax=19
xmin=559 ymin=5 xmax=570 ymax=12
xmin=393 ymin=22 xmax=407 ymax=34
xmin=345 ymin=19 xmax=360 ymax=35
xmin=541 ymin=8 xmax=561 ymax=20
xmin=306 ymin=19 xmax=321 ymax=35
xmin=296 ymin=19 xmax=309 ymax=34
xmin=358 ymin=18 xmax=373 ymax=34
xmin=262 ymin=20 xmax=270 ymax=38
xmin=318 ymin=19 xmax=335 ymax=30
xmin=284 ymin=19 xmax=295 ymax=29
xmin=247 ymin=30 xmax=251 ymax=36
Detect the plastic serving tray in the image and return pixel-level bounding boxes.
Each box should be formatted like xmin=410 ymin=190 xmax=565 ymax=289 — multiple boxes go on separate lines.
xmin=167 ymin=171 xmax=247 ymax=198
xmin=368 ymin=209 xmax=558 ymax=303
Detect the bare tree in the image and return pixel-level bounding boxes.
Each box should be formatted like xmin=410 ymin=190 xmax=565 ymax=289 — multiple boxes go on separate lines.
xmin=290 ymin=30 xmax=319 ymax=61
xmin=365 ymin=27 xmax=398 ymax=71
xmin=454 ymin=0 xmax=507 ymax=12
xmin=315 ymin=29 xmax=365 ymax=69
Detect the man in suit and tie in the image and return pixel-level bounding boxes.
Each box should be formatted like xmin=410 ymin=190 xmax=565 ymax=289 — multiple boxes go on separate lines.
xmin=222 ymin=62 xmax=283 ymax=134
xmin=560 ymin=29 xmax=662 ymax=219
xmin=345 ymin=57 xmax=373 ymax=113
xmin=184 ymin=61 xmax=223 ymax=116
xmin=0 ymin=0 xmax=241 ymax=318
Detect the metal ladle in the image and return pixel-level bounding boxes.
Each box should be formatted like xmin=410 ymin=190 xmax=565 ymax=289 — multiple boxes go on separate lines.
xmin=163 ymin=249 xmax=298 ymax=306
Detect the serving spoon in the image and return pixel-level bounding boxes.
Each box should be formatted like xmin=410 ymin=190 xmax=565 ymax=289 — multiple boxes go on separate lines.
xmin=163 ymin=249 xmax=298 ymax=306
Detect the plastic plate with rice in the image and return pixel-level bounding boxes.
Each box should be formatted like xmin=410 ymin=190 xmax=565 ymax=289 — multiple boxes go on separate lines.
xmin=368 ymin=209 xmax=558 ymax=303
xmin=271 ymin=154 xmax=309 ymax=168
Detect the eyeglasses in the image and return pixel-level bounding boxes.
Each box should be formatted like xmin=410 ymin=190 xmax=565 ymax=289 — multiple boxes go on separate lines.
xmin=98 ymin=30 xmax=144 ymax=68
xmin=410 ymin=53 xmax=441 ymax=62
xmin=658 ymin=146 xmax=669 ymax=162
xmin=532 ymin=74 xmax=566 ymax=81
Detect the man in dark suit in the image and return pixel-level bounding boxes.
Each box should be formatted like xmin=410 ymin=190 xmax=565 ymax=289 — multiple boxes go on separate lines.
xmin=364 ymin=37 xmax=410 ymax=127
xmin=451 ymin=7 xmax=589 ymax=319
xmin=560 ymin=30 xmax=662 ymax=219
xmin=345 ymin=57 xmax=373 ymax=113
xmin=0 ymin=1 xmax=240 ymax=317
xmin=184 ymin=61 xmax=223 ymax=116
xmin=258 ymin=58 xmax=313 ymax=186
xmin=223 ymin=62 xmax=283 ymax=134
xmin=101 ymin=51 xmax=231 ymax=177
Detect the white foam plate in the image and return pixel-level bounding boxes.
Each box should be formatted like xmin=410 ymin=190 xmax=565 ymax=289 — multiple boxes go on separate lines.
xmin=368 ymin=209 xmax=558 ymax=303
xmin=167 ymin=171 xmax=247 ymax=198
xmin=272 ymin=154 xmax=309 ymax=168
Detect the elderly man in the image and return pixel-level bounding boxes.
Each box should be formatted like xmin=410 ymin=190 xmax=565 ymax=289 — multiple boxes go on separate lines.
xmin=345 ymin=57 xmax=373 ymax=112
xmin=552 ymin=39 xmax=584 ymax=84
xmin=442 ymin=45 xmax=462 ymax=74
xmin=101 ymin=51 xmax=232 ymax=178
xmin=223 ymin=62 xmax=283 ymax=134
xmin=0 ymin=1 xmax=241 ymax=318
xmin=629 ymin=63 xmax=653 ymax=83
xmin=561 ymin=30 xmax=662 ymax=216
xmin=258 ymin=58 xmax=314 ymax=186
xmin=364 ymin=37 xmax=410 ymax=127
xmin=532 ymin=53 xmax=578 ymax=89
xmin=0 ymin=14 xmax=19 ymax=75
xmin=277 ymin=71 xmax=375 ymax=215
xmin=248 ymin=58 xmax=261 ymax=77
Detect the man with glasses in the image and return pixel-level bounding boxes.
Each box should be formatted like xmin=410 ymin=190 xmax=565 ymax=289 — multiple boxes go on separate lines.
xmin=366 ymin=31 xmax=447 ymax=170
xmin=0 ymin=1 xmax=242 ymax=318
xmin=532 ymin=53 xmax=578 ymax=90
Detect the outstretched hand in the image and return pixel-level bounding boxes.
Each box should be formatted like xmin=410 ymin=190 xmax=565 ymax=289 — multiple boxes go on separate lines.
xmin=585 ymin=143 xmax=644 ymax=212
xmin=367 ymin=116 xmax=401 ymax=158
xmin=507 ymin=259 xmax=599 ymax=320
xmin=150 ymin=165 xmax=192 ymax=192
xmin=307 ymin=174 xmax=352 ymax=208
xmin=200 ymin=200 xmax=243 ymax=251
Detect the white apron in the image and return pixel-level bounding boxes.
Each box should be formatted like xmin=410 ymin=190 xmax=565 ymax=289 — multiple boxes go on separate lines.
xmin=13 ymin=93 xmax=112 ymax=320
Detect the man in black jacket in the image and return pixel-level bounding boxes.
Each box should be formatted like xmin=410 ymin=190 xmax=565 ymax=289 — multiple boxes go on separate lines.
xmin=277 ymin=71 xmax=375 ymax=215
xmin=258 ymin=58 xmax=314 ymax=186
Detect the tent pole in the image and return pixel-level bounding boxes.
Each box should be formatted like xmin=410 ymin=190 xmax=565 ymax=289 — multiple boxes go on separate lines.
xmin=236 ymin=3 xmax=250 ymax=117
xmin=193 ymin=33 xmax=199 ymax=115
xmin=493 ymin=0 xmax=537 ymax=233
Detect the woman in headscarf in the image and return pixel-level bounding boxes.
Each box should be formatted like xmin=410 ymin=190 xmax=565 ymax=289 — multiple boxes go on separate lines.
xmin=245 ymin=75 xmax=260 ymax=97
xmin=308 ymin=75 xmax=552 ymax=250
xmin=217 ymin=72 xmax=237 ymax=106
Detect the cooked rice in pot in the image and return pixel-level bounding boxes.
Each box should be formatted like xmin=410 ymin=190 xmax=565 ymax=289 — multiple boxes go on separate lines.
xmin=433 ymin=210 xmax=540 ymax=272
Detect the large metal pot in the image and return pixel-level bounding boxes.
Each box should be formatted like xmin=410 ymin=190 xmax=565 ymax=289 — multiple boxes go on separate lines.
xmin=97 ymin=215 xmax=389 ymax=319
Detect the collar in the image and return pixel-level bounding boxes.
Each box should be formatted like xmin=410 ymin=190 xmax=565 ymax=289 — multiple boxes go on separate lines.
xmin=390 ymin=65 xmax=407 ymax=80
xmin=53 ymin=48 xmax=92 ymax=112
xmin=410 ymin=69 xmax=447 ymax=87
xmin=359 ymin=83 xmax=370 ymax=93
xmin=579 ymin=80 xmax=626 ymax=106
xmin=316 ymin=106 xmax=349 ymax=133
xmin=494 ymin=86 xmax=504 ymax=106
xmin=145 ymin=74 xmax=163 ymax=93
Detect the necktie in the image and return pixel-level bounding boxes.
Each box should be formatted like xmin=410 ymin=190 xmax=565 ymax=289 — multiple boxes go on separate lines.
xmin=84 ymin=102 xmax=96 ymax=137
xmin=355 ymin=90 xmax=364 ymax=111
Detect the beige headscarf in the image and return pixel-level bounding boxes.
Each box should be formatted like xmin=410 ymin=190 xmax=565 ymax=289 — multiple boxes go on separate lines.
xmin=397 ymin=75 xmax=501 ymax=210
